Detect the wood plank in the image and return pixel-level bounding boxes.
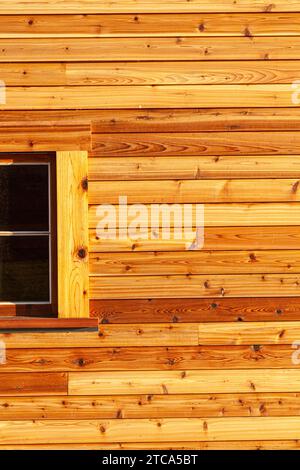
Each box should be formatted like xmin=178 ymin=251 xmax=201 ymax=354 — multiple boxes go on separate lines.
xmin=92 ymin=108 xmax=300 ymax=133
xmin=89 ymin=226 xmax=300 ymax=252
xmin=98 ymin=322 xmax=300 ymax=346
xmin=90 ymin=297 xmax=300 ymax=323
xmin=0 ymin=110 xmax=101 ymax=127
xmin=0 ymin=63 xmax=66 ymax=85
xmin=3 ymin=109 xmax=300 ymax=133
xmin=198 ymin=321 xmax=300 ymax=345
xmin=57 ymin=151 xmax=89 ymax=318
xmin=3 ymin=14 xmax=300 ymax=37
xmin=3 ymin=85 xmax=300 ymax=110
xmin=7 ymin=417 xmax=300 ymax=444
xmin=96 ymin=324 xmax=198 ymax=346
xmin=89 ymin=155 xmax=300 ymax=181
xmin=89 ymin=250 xmax=300 ymax=276
xmin=69 ymin=370 xmax=300 ymax=395
xmin=89 ymin=203 xmax=300 ymax=228
xmin=0 ymin=318 xmax=98 ymax=330
xmin=0 ymin=1 xmax=299 ymax=14
xmin=92 ymin=132 xmax=300 ymax=156
xmin=6 ymin=61 xmax=300 ymax=86
xmin=68 ymin=61 xmax=300 ymax=86
xmin=89 ymin=179 xmax=300 ymax=204
xmin=0 ymin=441 xmax=298 ymax=450
xmin=0 ymin=326 xmax=197 ymax=349
xmin=1 ymin=345 xmax=298 ymax=372
xmin=0 ymin=127 xmax=90 ymax=151
xmin=1 ymin=37 xmax=300 ymax=62
xmin=0 ymin=373 xmax=67 ymax=396
xmin=2 ymin=392 xmax=300 ymax=419
xmin=90 ymin=274 xmax=300 ymax=299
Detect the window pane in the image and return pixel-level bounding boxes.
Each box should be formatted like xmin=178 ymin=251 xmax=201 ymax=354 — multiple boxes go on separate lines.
xmin=0 ymin=236 xmax=49 ymax=302
xmin=0 ymin=165 xmax=49 ymax=231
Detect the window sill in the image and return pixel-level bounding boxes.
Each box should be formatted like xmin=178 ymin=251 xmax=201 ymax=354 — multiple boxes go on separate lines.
xmin=0 ymin=316 xmax=98 ymax=331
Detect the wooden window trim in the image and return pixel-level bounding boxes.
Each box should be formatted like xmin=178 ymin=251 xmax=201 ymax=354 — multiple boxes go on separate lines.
xmin=0 ymin=150 xmax=89 ymax=323
xmin=56 ymin=150 xmax=89 ymax=319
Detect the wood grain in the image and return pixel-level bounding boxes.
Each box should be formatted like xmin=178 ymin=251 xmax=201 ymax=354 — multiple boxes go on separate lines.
xmin=57 ymin=151 xmax=89 ymax=318
xmin=89 ymin=155 xmax=300 ymax=180
xmin=198 ymin=321 xmax=300 ymax=345
xmin=2 ymin=37 xmax=300 ymax=62
xmin=89 ymin=226 xmax=300 ymax=252
xmin=0 ymin=441 xmax=299 ymax=450
xmin=90 ymin=274 xmax=300 ymax=299
xmin=67 ymin=61 xmax=300 ymax=86
xmin=92 ymin=108 xmax=300 ymax=133
xmin=0 ymin=326 xmax=197 ymax=349
xmin=97 ymin=321 xmax=300 ymax=346
xmin=3 ymin=14 xmax=300 ymax=37
xmin=2 ymin=392 xmax=300 ymax=419
xmin=5 ymin=61 xmax=300 ymax=87
xmin=4 ymin=84 xmax=300 ymax=110
xmin=6 ymin=416 xmax=300 ymax=444
xmin=89 ymin=179 xmax=300 ymax=204
xmin=89 ymin=250 xmax=300 ymax=276
xmin=0 ymin=373 xmax=67 ymax=396
xmin=0 ymin=126 xmax=90 ymax=151
xmin=89 ymin=203 xmax=300 ymax=228
xmin=90 ymin=297 xmax=300 ymax=323
xmin=68 ymin=370 xmax=300 ymax=395
xmin=1 ymin=345 xmax=298 ymax=372
xmin=92 ymin=132 xmax=300 ymax=156
xmin=2 ymin=109 xmax=300 ymax=132
xmin=0 ymin=1 xmax=299 ymax=14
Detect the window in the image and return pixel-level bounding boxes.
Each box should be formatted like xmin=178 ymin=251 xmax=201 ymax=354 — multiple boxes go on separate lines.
xmin=0 ymin=150 xmax=89 ymax=321
xmin=0 ymin=153 xmax=57 ymax=317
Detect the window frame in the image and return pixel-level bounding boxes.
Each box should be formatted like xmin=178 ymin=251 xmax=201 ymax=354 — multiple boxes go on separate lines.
xmin=0 ymin=152 xmax=57 ymax=317
xmin=0 ymin=150 xmax=89 ymax=320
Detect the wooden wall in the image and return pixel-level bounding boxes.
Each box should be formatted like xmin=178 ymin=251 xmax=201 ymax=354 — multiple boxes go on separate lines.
xmin=2 ymin=0 xmax=300 ymax=449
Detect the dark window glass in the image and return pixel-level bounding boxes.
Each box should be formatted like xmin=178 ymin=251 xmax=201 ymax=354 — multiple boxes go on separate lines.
xmin=0 ymin=236 xmax=49 ymax=302
xmin=0 ymin=165 xmax=49 ymax=231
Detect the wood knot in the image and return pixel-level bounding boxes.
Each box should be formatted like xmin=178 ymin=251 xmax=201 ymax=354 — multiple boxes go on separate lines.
xmin=244 ymin=27 xmax=253 ymax=38
xmin=75 ymin=357 xmax=86 ymax=367
xmin=249 ymin=253 xmax=257 ymax=262
xmin=77 ymin=247 xmax=87 ymax=259
xmin=81 ymin=177 xmax=88 ymax=191
xmin=264 ymin=3 xmax=275 ymax=12
xmin=249 ymin=381 xmax=256 ymax=391
xmin=292 ymin=181 xmax=300 ymax=194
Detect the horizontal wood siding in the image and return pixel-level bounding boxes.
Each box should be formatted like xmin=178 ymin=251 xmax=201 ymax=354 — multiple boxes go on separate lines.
xmin=2 ymin=0 xmax=300 ymax=451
